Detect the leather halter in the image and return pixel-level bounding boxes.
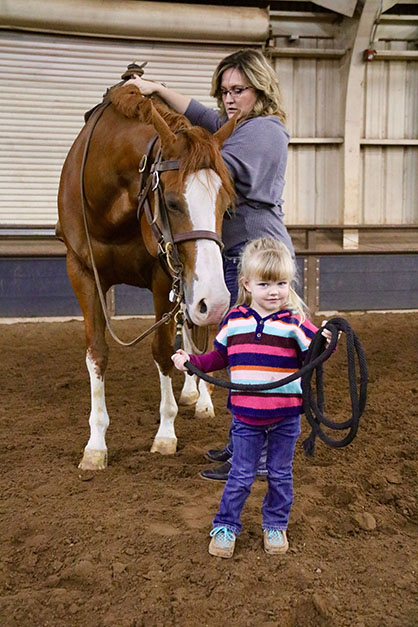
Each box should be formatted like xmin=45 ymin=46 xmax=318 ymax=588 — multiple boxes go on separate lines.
xmin=136 ymin=132 xmax=224 ymax=287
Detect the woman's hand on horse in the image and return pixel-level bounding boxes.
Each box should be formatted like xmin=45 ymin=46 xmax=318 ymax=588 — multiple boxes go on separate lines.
xmin=171 ymin=349 xmax=191 ymax=372
xmin=125 ymin=76 xmax=158 ymax=96
xmin=124 ymin=78 xmax=191 ymax=114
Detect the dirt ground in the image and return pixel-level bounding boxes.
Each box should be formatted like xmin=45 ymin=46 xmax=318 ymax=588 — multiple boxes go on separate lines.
xmin=0 ymin=312 xmax=417 ymax=627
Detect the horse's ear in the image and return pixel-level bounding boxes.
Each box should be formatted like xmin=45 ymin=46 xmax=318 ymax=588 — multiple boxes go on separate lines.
xmin=141 ymin=99 xmax=176 ymax=150
xmin=213 ymin=111 xmax=240 ymax=147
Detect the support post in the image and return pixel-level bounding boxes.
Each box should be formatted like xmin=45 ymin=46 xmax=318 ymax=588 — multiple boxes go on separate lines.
xmin=341 ymin=0 xmax=382 ymax=246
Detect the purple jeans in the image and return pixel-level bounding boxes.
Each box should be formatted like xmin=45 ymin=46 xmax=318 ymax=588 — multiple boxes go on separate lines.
xmin=213 ymin=415 xmax=301 ymax=535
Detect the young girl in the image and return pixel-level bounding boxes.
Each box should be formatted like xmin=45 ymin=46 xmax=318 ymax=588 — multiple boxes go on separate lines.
xmin=172 ymin=237 xmax=332 ymax=558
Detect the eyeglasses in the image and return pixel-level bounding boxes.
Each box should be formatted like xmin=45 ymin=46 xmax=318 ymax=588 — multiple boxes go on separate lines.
xmin=220 ymin=86 xmax=251 ymax=99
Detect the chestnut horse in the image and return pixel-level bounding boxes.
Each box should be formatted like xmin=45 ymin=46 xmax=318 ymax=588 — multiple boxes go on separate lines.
xmin=58 ymin=83 xmax=235 ymax=470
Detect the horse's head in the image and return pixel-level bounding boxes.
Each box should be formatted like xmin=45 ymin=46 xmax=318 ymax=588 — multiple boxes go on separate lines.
xmin=137 ymin=97 xmax=236 ymax=326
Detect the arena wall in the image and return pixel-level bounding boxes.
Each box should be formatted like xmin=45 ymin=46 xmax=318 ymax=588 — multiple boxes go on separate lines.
xmin=0 ymin=0 xmax=417 ymax=316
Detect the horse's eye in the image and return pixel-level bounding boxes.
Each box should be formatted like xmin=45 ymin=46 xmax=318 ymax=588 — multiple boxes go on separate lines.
xmin=165 ymin=193 xmax=181 ymax=212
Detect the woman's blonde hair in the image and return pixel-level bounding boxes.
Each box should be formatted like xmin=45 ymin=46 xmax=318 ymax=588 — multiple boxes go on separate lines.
xmin=237 ymin=237 xmax=308 ymax=322
xmin=210 ymin=49 xmax=286 ymax=124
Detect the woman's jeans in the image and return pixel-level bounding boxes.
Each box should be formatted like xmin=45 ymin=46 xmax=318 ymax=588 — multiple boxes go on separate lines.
xmin=222 ymin=245 xmax=242 ymax=307
xmin=213 ymin=415 xmax=301 ymax=535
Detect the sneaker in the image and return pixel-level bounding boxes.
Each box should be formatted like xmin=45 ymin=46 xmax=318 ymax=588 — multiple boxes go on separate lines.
xmin=200 ymin=460 xmax=231 ymax=482
xmin=263 ymin=529 xmax=289 ymax=555
xmin=205 ymin=447 xmax=231 ymax=463
xmin=209 ymin=526 xmax=236 ymax=558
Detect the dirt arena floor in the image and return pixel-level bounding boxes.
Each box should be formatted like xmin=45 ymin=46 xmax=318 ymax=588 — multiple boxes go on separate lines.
xmin=0 ymin=312 xmax=417 ymax=627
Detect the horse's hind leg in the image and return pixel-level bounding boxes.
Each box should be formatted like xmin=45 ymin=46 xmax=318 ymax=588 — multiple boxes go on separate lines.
xmin=179 ymin=324 xmax=215 ymax=419
xmin=67 ymin=252 xmax=110 ymax=470
xmin=180 ymin=373 xmax=215 ymax=419
xmin=195 ymin=379 xmax=215 ymax=419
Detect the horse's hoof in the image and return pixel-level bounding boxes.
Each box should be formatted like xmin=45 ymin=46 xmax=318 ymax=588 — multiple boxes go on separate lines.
xmin=151 ymin=437 xmax=177 ymax=455
xmin=78 ymin=449 xmax=108 ymax=470
xmin=178 ymin=391 xmax=199 ymax=406
xmin=195 ymin=406 xmax=215 ymax=419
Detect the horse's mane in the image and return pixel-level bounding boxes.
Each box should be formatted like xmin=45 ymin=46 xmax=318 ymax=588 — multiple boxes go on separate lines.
xmin=108 ymin=83 xmax=235 ymax=205
xmin=175 ymin=127 xmax=235 ymax=204
xmin=108 ymin=83 xmax=189 ymax=132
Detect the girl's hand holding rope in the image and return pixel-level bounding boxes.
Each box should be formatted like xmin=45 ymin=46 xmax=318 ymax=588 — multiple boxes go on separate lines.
xmin=171 ymin=349 xmax=191 ymax=372
xmin=321 ymin=320 xmax=341 ymax=348
xmin=321 ymin=322 xmax=332 ymax=347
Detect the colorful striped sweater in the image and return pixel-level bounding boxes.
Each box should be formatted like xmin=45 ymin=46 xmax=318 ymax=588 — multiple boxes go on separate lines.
xmin=189 ymin=305 xmax=318 ymax=425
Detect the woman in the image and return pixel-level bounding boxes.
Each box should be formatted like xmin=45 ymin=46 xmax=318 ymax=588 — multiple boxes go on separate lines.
xmin=127 ymin=49 xmax=294 ymax=481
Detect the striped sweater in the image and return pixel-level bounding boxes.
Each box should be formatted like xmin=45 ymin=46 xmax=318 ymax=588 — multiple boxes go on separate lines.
xmin=189 ymin=305 xmax=318 ymax=425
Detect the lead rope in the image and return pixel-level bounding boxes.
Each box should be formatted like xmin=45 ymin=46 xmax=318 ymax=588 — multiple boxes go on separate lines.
xmin=182 ymin=318 xmax=368 ymax=454
xmin=301 ymin=317 xmax=368 ymax=456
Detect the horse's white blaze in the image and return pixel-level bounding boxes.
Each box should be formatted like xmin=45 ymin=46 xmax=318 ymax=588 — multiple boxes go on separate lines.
xmin=184 ymin=170 xmax=230 ymax=325
xmin=151 ymin=363 xmax=178 ymax=454
xmin=85 ymin=351 xmax=109 ymax=452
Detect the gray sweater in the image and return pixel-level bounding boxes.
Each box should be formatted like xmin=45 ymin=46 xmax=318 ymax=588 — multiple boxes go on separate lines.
xmin=185 ymin=99 xmax=294 ymax=256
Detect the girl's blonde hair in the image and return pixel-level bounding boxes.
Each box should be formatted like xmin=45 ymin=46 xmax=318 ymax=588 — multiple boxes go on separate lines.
xmin=210 ymin=49 xmax=287 ymax=124
xmin=237 ymin=237 xmax=308 ymax=322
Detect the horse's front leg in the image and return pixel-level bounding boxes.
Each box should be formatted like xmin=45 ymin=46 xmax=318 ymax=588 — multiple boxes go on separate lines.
xmin=150 ymin=318 xmax=178 ymax=454
xmin=82 ymin=345 xmax=109 ymax=469
xmin=151 ymin=362 xmax=178 ymax=454
xmin=67 ymin=252 xmax=110 ymax=470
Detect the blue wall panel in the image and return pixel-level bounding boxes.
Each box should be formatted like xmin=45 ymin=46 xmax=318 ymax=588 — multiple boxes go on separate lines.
xmin=0 ymin=257 xmax=81 ymax=317
xmin=114 ymin=284 xmax=154 ymax=315
xmin=1 ymin=254 xmax=415 ymax=317
xmin=319 ymin=254 xmax=418 ymax=310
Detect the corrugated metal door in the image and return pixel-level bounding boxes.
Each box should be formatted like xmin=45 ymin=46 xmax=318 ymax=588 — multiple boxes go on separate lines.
xmin=0 ymin=30 xmax=237 ymax=225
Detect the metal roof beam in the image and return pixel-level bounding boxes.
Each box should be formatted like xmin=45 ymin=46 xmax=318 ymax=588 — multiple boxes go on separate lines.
xmin=270 ymin=11 xmax=341 ymax=39
xmin=0 ymin=0 xmax=269 ymax=44
xmin=310 ymin=0 xmax=357 ymax=18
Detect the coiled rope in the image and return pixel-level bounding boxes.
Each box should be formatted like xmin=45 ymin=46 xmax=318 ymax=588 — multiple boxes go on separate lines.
xmin=182 ymin=317 xmax=368 ymax=456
